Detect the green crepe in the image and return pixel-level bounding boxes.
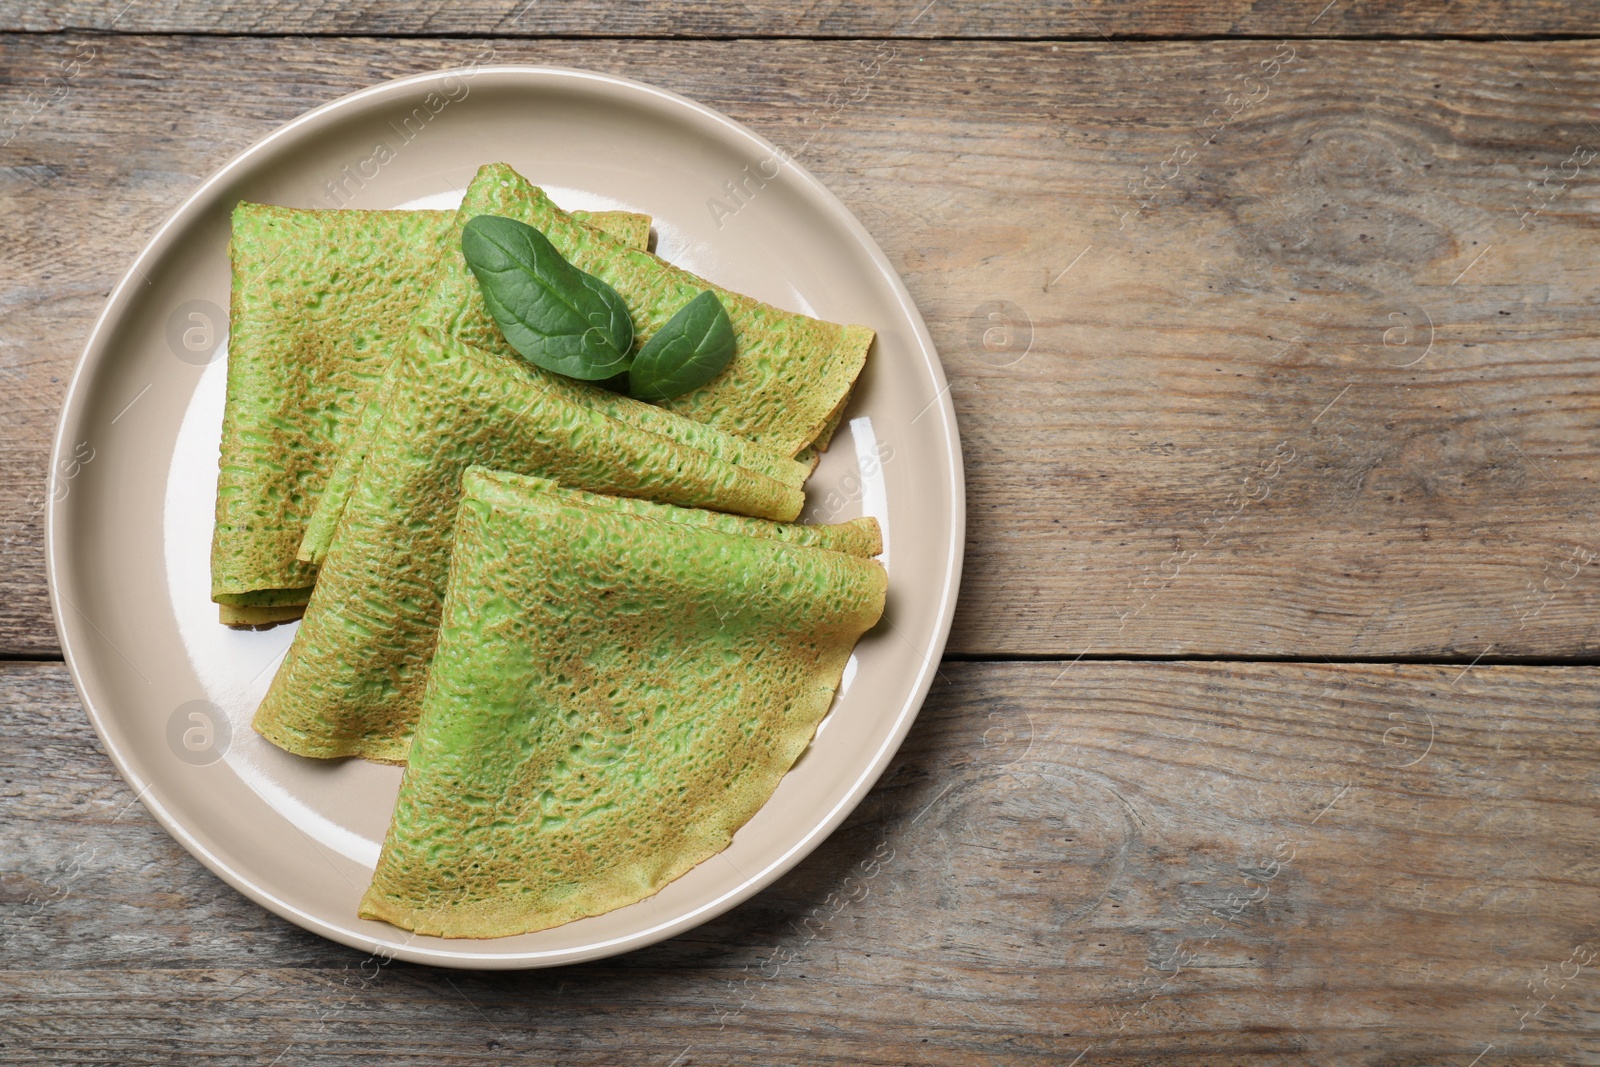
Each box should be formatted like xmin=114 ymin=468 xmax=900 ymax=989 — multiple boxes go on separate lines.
xmin=359 ymin=468 xmax=887 ymax=938
xmin=450 ymin=164 xmax=871 ymax=457
xmin=299 ymin=161 xmax=870 ymax=561
xmin=252 ymin=330 xmax=807 ymax=764
xmin=211 ymin=202 xmax=652 ymax=625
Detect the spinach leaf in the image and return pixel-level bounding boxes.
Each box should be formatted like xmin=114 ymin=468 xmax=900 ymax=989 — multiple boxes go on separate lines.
xmin=461 ymin=215 xmax=634 ymax=380
xmin=628 ymin=290 xmax=737 ymax=401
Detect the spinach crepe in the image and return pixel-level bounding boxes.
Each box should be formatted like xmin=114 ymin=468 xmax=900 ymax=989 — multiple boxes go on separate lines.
xmin=455 ymin=164 xmax=871 ymax=457
xmin=212 ymin=202 xmax=651 ymax=626
xmin=252 ymin=330 xmax=806 ymax=764
xmin=358 ymin=468 xmax=887 ymax=938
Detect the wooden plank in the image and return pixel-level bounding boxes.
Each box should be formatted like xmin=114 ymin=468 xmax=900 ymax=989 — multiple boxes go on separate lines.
xmin=4 ymin=36 xmax=1600 ymax=658
xmin=2 ymin=0 xmax=1595 ymax=39
xmin=5 ymin=658 xmax=1598 ymax=1061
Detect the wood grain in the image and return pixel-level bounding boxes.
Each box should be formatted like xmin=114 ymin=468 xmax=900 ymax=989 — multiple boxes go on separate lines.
xmin=3 ymin=0 xmax=1596 ymax=39
xmin=6 ymin=658 xmax=1598 ymax=1062
xmin=5 ymin=36 xmax=1600 ymax=659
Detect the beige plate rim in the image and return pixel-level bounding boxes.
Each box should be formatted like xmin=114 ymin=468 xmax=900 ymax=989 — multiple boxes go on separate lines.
xmin=47 ymin=65 xmax=964 ymax=968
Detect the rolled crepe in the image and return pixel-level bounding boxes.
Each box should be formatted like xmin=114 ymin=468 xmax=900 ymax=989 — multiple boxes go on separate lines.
xmin=211 ymin=203 xmax=652 ymax=624
xmin=359 ymin=468 xmax=887 ymax=938
xmin=252 ymin=330 xmax=806 ymax=764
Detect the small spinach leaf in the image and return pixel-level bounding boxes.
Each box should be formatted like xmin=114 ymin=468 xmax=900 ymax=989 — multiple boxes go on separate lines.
xmin=628 ymin=290 xmax=736 ymax=401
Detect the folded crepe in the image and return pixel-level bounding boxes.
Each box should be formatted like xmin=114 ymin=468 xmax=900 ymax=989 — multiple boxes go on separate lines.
xmin=252 ymin=329 xmax=808 ymax=764
xmin=299 ymin=162 xmax=870 ymax=561
xmin=457 ymin=164 xmax=872 ymax=457
xmin=212 ymin=202 xmax=652 ymax=625
xmin=457 ymin=164 xmax=876 ymax=457
xmin=359 ymin=468 xmax=887 ymax=938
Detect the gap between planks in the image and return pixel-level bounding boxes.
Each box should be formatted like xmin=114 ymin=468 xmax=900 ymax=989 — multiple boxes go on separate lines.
xmin=8 ymin=29 xmax=1600 ymax=42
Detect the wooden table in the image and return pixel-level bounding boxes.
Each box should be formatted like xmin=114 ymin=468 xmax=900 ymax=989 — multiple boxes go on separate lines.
xmin=4 ymin=3 xmax=1599 ymax=1062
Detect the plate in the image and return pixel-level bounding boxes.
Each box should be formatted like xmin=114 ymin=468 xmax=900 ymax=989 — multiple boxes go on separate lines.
xmin=47 ymin=66 xmax=963 ymax=968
